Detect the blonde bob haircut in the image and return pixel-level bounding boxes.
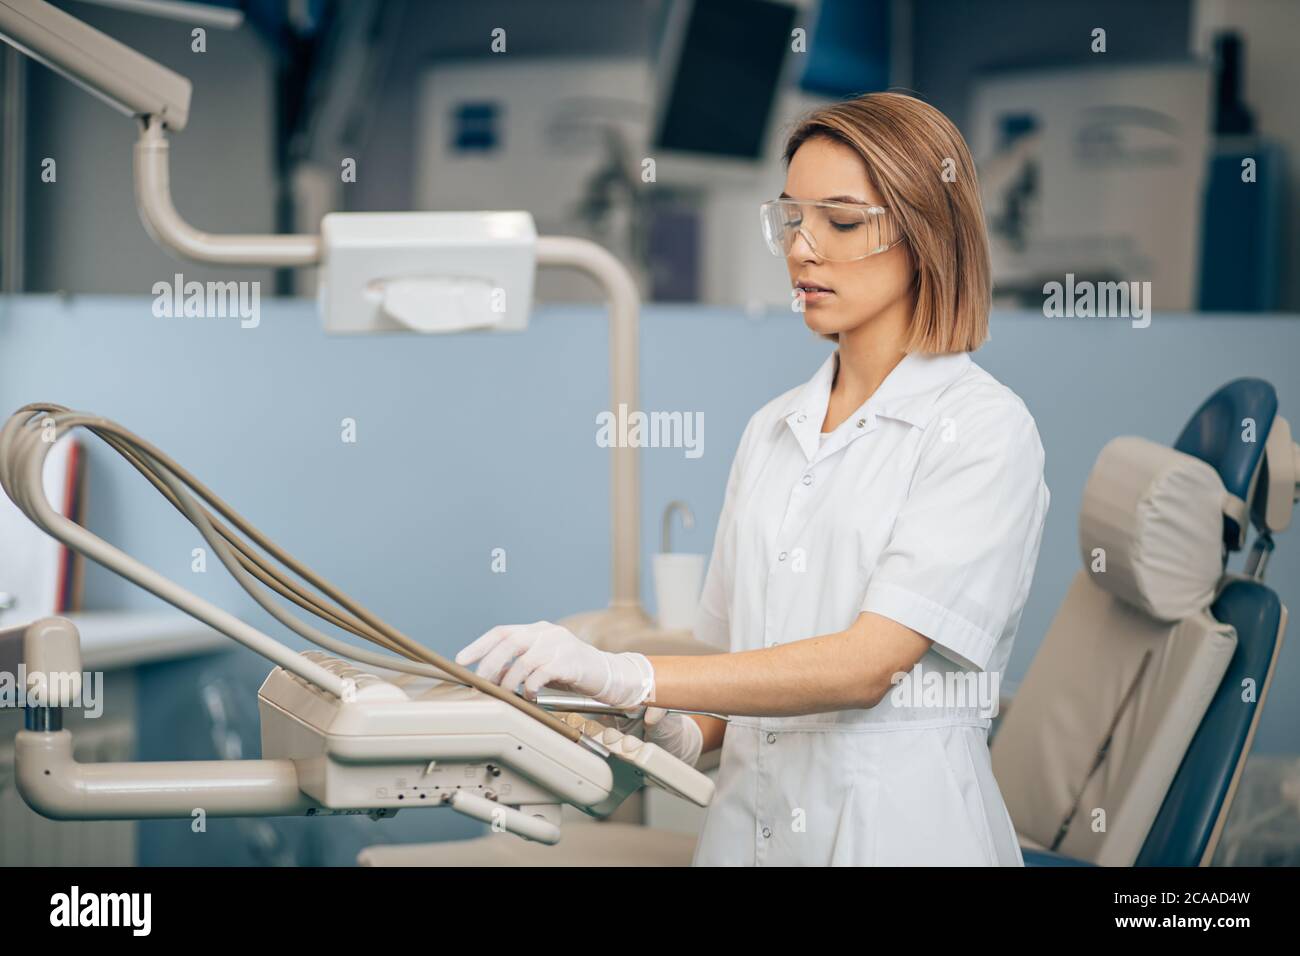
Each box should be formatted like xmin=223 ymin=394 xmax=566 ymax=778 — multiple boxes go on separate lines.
xmin=782 ymin=92 xmax=991 ymax=353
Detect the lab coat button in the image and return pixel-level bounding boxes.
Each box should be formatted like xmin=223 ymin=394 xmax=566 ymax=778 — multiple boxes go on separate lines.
xmin=796 ymin=414 xmax=807 ymax=423
xmin=777 ymin=551 xmax=787 ymax=561
xmin=766 ymin=732 xmax=777 ymax=744
xmin=762 ymin=827 xmax=772 ymax=839
xmin=856 ymin=418 xmax=866 ymax=428
xmin=801 ymin=474 xmax=813 ymax=486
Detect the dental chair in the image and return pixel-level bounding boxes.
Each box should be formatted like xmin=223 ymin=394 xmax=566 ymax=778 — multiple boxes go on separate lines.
xmin=992 ymin=379 xmax=1294 ymax=866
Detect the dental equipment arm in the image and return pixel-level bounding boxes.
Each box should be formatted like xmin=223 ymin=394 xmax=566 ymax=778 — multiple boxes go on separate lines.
xmin=0 ymin=0 xmax=189 ymax=127
xmin=0 ymin=406 xmax=713 ymax=840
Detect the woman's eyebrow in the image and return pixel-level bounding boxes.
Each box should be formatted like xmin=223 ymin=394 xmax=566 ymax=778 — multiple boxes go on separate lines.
xmin=778 ymin=192 xmax=869 ymax=204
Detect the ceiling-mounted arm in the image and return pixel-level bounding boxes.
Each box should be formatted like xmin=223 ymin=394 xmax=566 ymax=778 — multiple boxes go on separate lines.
xmin=0 ymin=0 xmax=319 ymax=264
xmin=0 ymin=0 xmax=190 ymax=128
xmin=134 ymin=116 xmax=322 ymax=266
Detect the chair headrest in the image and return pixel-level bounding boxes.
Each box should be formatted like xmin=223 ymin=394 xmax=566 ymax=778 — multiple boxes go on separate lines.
xmin=1080 ymin=437 xmax=1227 ymax=622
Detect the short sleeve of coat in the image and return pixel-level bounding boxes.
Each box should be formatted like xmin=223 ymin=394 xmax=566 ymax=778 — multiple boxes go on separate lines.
xmin=861 ymin=396 xmax=1048 ymax=671
xmin=693 ymin=414 xmax=760 ymax=650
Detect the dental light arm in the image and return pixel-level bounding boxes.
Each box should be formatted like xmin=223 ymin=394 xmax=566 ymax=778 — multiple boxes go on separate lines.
xmin=134 ymin=117 xmax=322 ymax=265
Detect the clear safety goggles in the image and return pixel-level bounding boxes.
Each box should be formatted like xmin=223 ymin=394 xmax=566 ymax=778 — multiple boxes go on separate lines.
xmin=759 ymin=198 xmax=904 ymax=262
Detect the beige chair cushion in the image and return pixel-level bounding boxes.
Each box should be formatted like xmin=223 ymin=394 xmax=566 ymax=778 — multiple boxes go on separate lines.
xmin=991 ymin=571 xmax=1236 ymax=865
xmin=1078 ymin=437 xmax=1227 ymax=622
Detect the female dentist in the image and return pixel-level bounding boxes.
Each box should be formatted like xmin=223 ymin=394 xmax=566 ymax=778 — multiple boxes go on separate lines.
xmin=457 ymin=92 xmax=1050 ymax=866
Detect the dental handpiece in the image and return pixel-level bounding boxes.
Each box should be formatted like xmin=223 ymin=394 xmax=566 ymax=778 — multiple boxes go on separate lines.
xmin=532 ymin=692 xmax=730 ymax=722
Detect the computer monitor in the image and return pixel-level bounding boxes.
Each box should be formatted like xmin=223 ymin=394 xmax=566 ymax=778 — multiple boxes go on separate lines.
xmin=650 ymin=0 xmax=798 ymax=186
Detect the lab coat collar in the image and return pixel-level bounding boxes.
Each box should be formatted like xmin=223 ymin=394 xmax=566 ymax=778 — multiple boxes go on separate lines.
xmin=783 ymin=349 xmax=973 ymax=462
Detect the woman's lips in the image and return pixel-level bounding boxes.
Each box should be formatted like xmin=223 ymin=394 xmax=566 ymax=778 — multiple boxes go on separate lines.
xmin=796 ymin=284 xmax=835 ymax=303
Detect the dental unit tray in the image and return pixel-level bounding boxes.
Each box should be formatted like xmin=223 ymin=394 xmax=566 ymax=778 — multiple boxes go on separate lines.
xmin=0 ymin=405 xmax=714 ymax=845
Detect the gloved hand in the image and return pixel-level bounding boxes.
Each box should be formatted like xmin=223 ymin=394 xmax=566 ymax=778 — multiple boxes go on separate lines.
xmin=455 ymin=621 xmax=655 ymax=710
xmin=642 ymin=707 xmax=704 ymax=767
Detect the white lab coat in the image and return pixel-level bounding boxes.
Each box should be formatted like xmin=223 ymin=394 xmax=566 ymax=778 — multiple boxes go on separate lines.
xmin=692 ymin=349 xmax=1049 ymax=866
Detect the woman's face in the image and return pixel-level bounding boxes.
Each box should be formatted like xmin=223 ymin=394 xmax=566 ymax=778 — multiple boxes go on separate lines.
xmin=781 ymin=136 xmax=915 ymax=337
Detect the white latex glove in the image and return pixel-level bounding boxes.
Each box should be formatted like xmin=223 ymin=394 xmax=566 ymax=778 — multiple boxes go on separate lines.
xmin=642 ymin=707 xmax=704 ymax=767
xmin=455 ymin=621 xmax=655 ymax=709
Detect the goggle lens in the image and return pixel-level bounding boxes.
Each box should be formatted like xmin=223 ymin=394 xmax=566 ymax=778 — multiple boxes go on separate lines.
xmin=759 ymin=199 xmax=902 ymax=262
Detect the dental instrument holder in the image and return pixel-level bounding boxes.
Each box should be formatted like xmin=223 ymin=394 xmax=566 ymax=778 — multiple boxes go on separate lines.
xmin=0 ymin=405 xmax=713 ymax=837
xmin=11 ymin=614 xmax=712 ymax=842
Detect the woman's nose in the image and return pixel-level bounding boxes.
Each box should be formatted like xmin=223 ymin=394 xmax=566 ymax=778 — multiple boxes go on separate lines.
xmin=789 ymin=227 xmax=820 ymax=262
